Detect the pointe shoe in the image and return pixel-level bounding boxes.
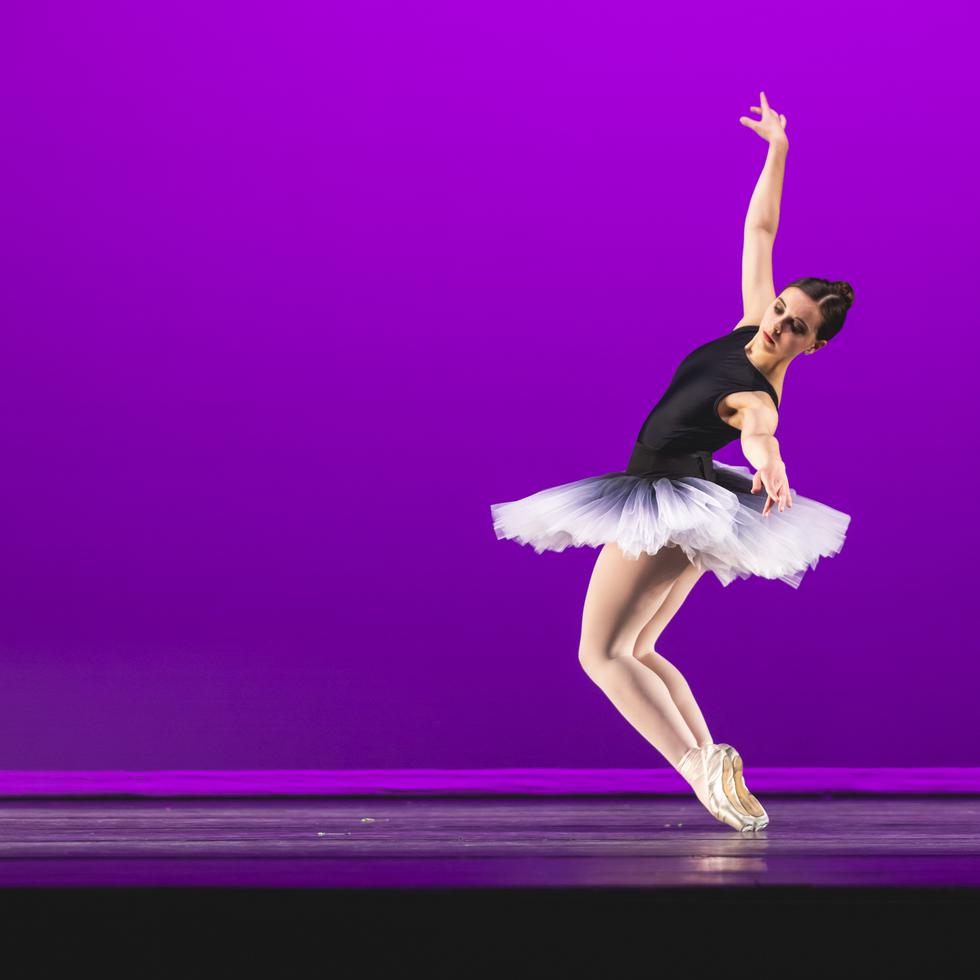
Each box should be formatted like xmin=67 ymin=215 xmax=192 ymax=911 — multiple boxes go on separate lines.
xmin=675 ymin=745 xmax=758 ymax=833
xmin=703 ymin=744 xmax=761 ymax=832
xmin=715 ymin=743 xmax=769 ymax=830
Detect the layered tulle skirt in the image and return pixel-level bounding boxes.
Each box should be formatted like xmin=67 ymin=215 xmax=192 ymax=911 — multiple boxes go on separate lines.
xmin=489 ymin=458 xmax=851 ymax=589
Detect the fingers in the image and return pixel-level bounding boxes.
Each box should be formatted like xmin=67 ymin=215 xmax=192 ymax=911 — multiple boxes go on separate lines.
xmin=754 ymin=468 xmax=794 ymax=518
xmin=762 ymin=484 xmax=793 ymax=517
xmin=743 ymin=101 xmax=788 ymax=138
xmin=748 ymin=96 xmax=786 ymax=127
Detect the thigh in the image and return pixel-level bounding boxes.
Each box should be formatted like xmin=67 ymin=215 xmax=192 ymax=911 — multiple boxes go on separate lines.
xmin=579 ymin=542 xmax=692 ymax=663
xmin=632 ymin=559 xmax=706 ymax=657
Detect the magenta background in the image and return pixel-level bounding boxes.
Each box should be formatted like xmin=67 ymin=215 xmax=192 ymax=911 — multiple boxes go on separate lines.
xmin=0 ymin=2 xmax=975 ymax=771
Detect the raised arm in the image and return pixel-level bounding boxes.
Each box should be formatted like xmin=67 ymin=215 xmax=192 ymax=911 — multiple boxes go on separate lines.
xmin=722 ymin=390 xmax=792 ymax=517
xmin=734 ymin=93 xmax=789 ymax=328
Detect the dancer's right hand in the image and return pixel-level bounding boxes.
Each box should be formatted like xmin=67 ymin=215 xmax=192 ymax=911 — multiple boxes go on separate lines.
xmin=750 ymin=458 xmax=792 ymax=517
xmin=739 ymin=91 xmax=789 ymax=147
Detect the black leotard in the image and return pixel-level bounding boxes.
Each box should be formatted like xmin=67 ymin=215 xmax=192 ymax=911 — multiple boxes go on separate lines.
xmin=633 ymin=326 xmax=779 ymax=456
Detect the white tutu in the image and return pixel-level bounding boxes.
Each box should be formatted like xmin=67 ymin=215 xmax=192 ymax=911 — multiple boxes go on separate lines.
xmin=490 ymin=459 xmax=851 ymax=589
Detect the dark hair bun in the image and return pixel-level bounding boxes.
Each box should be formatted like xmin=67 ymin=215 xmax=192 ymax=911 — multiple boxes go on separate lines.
xmin=833 ymin=281 xmax=854 ymax=309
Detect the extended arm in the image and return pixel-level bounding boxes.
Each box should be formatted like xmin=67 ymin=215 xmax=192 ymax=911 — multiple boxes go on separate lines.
xmin=744 ymin=140 xmax=788 ymax=234
xmin=739 ymin=403 xmax=781 ymax=471
xmin=740 ymin=91 xmax=790 ymax=234
xmin=723 ymin=390 xmax=792 ymax=516
xmin=737 ymin=93 xmax=790 ymax=323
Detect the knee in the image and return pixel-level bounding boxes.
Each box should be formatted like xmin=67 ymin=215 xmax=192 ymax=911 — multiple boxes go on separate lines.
xmin=578 ymin=639 xmax=634 ymax=681
xmin=631 ymin=631 xmax=661 ymax=660
xmin=632 ymin=642 xmax=660 ymax=663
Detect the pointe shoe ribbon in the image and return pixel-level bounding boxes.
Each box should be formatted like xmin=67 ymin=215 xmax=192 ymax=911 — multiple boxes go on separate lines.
xmin=675 ymin=745 xmax=758 ymax=833
xmin=714 ymin=743 xmax=769 ymax=830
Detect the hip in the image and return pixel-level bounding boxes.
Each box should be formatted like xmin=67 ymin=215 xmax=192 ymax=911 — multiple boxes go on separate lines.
xmin=625 ymin=441 xmax=716 ymax=481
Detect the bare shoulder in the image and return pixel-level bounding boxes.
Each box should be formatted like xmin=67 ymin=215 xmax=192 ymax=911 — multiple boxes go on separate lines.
xmin=716 ymin=389 xmax=779 ymax=433
xmin=730 ymin=309 xmax=772 ymax=333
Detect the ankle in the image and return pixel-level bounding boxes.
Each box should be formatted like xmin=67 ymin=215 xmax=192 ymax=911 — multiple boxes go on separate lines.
xmin=672 ymin=744 xmax=702 ymax=772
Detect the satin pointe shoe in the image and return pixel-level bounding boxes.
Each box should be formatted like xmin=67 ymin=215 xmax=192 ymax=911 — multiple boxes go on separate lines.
xmin=703 ymin=743 xmax=761 ymax=832
xmin=675 ymin=745 xmax=758 ymax=833
xmin=715 ymin=743 xmax=769 ymax=830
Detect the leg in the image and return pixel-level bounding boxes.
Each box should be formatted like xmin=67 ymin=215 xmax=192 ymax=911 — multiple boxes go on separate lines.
xmin=632 ymin=560 xmax=769 ymax=829
xmin=631 ymin=561 xmax=715 ymax=748
xmin=577 ymin=542 xmax=698 ymax=767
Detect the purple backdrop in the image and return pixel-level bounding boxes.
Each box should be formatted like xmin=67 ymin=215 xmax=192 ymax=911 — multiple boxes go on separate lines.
xmin=0 ymin=2 xmax=975 ymax=771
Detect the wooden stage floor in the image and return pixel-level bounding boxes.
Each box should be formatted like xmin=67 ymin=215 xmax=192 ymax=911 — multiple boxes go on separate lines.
xmin=2 ymin=795 xmax=978 ymax=969
xmin=2 ymin=795 xmax=980 ymax=888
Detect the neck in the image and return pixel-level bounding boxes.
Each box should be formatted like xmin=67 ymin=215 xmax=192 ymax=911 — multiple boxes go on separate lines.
xmin=745 ymin=332 xmax=790 ymax=387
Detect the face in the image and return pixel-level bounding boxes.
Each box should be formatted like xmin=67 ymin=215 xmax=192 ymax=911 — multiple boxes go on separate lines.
xmin=758 ymin=287 xmax=828 ymax=356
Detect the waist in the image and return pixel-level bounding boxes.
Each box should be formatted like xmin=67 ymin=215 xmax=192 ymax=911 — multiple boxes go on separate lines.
xmin=625 ymin=441 xmax=715 ymax=481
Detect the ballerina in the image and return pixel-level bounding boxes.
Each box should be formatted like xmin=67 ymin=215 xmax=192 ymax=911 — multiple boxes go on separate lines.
xmin=490 ymin=92 xmax=853 ymax=832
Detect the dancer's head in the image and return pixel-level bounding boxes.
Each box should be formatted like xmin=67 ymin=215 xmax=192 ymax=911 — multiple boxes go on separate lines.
xmin=758 ymin=279 xmax=854 ymax=357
